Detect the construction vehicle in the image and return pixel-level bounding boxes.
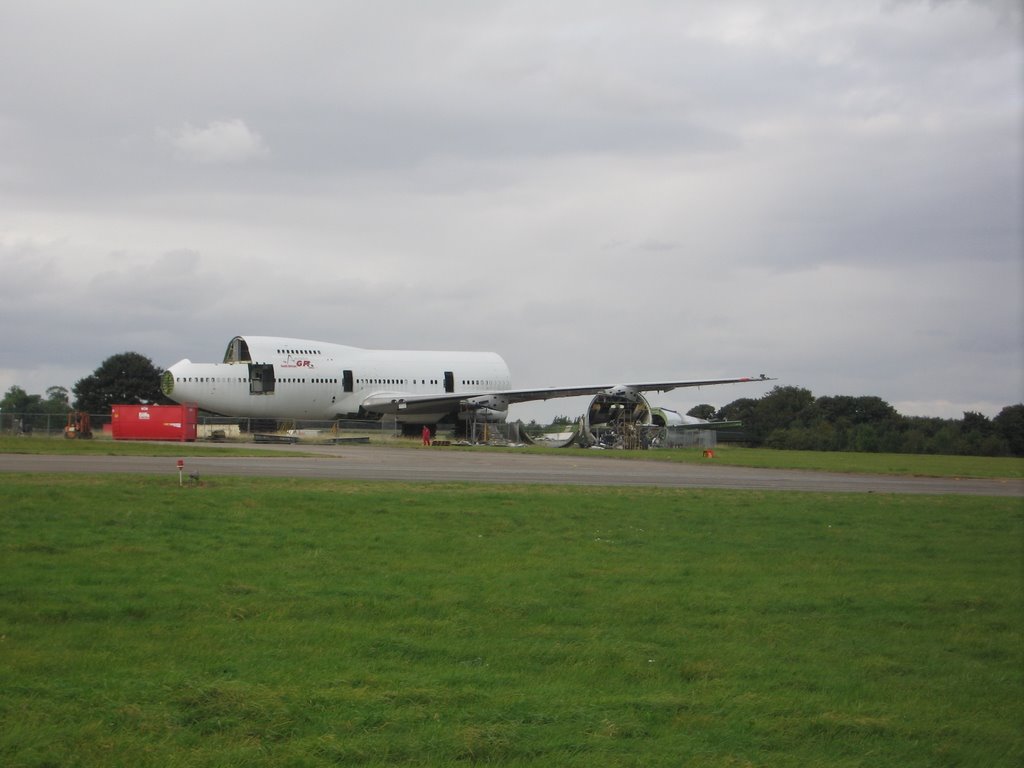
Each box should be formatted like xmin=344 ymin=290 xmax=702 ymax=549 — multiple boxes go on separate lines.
xmin=64 ymin=412 xmax=93 ymax=439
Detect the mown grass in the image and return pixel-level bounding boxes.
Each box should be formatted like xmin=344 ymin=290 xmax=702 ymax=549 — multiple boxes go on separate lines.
xmin=516 ymin=445 xmax=1024 ymax=479
xmin=0 ymin=435 xmax=305 ymax=458
xmin=2 ymin=476 xmax=1021 ymax=766
xmin=664 ymin=446 xmax=1024 ymax=478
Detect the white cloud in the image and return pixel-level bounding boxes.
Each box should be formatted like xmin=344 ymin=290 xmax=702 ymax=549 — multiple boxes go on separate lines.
xmin=162 ymin=119 xmax=269 ymax=165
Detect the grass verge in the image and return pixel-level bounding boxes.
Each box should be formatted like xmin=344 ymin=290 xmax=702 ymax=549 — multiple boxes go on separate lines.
xmin=0 ymin=435 xmax=308 ymax=458
xmin=639 ymin=446 xmax=1024 ymax=479
xmin=2 ymin=476 xmax=1021 ymax=766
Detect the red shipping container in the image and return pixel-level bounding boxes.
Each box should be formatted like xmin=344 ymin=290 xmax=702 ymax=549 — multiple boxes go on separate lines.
xmin=111 ymin=404 xmax=198 ymax=442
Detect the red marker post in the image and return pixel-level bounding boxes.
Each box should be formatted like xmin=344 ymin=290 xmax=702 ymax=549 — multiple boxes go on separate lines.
xmin=177 ymin=459 xmax=185 ymax=487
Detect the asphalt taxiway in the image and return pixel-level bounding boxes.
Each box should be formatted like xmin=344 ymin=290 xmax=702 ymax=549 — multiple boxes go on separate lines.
xmin=1 ymin=444 xmax=1021 ymax=496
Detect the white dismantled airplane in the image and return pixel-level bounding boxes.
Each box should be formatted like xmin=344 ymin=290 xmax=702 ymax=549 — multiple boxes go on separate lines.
xmin=161 ymin=335 xmax=771 ymax=427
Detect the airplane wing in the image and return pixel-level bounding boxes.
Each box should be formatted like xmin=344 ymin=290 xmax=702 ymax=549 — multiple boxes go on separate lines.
xmin=500 ymin=375 xmax=773 ymax=403
xmin=361 ymin=375 xmax=773 ymax=416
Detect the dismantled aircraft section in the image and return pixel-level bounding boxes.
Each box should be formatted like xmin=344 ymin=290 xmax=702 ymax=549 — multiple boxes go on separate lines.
xmin=524 ymin=389 xmax=740 ymax=450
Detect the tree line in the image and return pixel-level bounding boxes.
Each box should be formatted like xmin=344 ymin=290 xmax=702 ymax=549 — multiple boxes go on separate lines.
xmin=706 ymin=386 xmax=1023 ymax=457
xmin=2 ymin=354 xmax=1022 ymax=457
xmin=1 ymin=352 xmax=166 ymax=429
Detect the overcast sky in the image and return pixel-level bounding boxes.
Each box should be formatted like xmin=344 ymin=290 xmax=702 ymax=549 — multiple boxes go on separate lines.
xmin=1 ymin=0 xmax=1021 ymax=423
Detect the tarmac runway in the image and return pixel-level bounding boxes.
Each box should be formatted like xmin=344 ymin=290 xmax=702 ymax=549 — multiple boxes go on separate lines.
xmin=2 ymin=444 xmax=1021 ymax=496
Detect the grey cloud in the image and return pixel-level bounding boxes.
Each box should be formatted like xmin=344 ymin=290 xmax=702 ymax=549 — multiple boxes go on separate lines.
xmin=0 ymin=1 xmax=1019 ymax=420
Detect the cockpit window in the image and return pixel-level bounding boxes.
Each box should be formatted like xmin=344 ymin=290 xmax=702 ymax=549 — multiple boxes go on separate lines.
xmin=223 ymin=336 xmax=252 ymax=363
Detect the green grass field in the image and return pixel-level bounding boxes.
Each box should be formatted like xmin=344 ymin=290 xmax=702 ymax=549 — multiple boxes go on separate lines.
xmin=2 ymin=475 xmax=1021 ymax=766
xmin=0 ymin=435 xmax=307 ymax=458
xmin=519 ymin=444 xmax=1024 ymax=478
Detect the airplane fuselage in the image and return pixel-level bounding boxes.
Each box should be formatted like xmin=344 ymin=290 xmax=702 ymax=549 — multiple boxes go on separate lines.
xmin=163 ymin=336 xmax=511 ymax=423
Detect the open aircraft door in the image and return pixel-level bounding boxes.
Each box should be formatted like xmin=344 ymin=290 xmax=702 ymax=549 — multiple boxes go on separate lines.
xmin=248 ymin=363 xmax=276 ymax=395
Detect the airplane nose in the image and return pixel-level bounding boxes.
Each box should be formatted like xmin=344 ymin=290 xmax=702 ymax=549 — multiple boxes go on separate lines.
xmin=161 ymin=359 xmax=190 ymax=398
xmin=161 ymin=369 xmax=175 ymax=397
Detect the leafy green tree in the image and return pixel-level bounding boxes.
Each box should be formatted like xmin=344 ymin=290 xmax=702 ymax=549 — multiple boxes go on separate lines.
xmin=717 ymin=397 xmax=758 ymax=424
xmin=850 ymin=424 xmax=881 ymax=452
xmin=958 ymin=411 xmax=1007 ymax=456
xmin=961 ymin=411 xmax=994 ymax=437
xmin=687 ymin=404 xmax=717 ymax=420
xmin=1 ymin=385 xmax=37 ymax=413
xmin=1 ymin=384 xmax=72 ymax=431
xmin=46 ymin=386 xmax=70 ymax=406
xmin=2 ymin=386 xmax=36 ymax=431
xmin=718 ymin=384 xmax=1022 ymax=456
xmin=993 ymin=404 xmax=1024 ymax=456
xmin=38 ymin=386 xmax=73 ymax=417
xmin=73 ymin=352 xmax=165 ymax=413
xmin=717 ymin=397 xmax=760 ymax=442
xmin=754 ymin=386 xmax=815 ymax=444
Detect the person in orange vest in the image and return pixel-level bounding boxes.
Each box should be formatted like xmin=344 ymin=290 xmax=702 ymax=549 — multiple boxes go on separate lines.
xmin=422 ymin=425 xmax=431 ymax=446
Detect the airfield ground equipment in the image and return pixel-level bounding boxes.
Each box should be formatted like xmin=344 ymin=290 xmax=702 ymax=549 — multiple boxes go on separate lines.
xmin=64 ymin=412 xmax=93 ymax=439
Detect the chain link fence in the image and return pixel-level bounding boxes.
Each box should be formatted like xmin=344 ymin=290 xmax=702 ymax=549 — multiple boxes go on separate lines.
xmin=0 ymin=411 xmax=404 ymax=440
xmin=0 ymin=411 xmax=728 ymax=448
xmin=0 ymin=411 xmax=534 ymax=444
xmin=0 ymin=411 xmax=111 ymax=437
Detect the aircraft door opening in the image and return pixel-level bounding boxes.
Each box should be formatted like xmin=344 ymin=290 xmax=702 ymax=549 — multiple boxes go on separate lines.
xmin=248 ymin=363 xmax=276 ymax=395
xmin=444 ymin=371 xmax=455 ymax=393
xmin=342 ymin=370 xmax=354 ymax=393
